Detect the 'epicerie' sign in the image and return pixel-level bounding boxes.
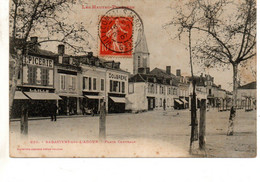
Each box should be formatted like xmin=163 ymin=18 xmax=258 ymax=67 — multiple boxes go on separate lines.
xmin=23 ymin=55 xmax=54 ymax=68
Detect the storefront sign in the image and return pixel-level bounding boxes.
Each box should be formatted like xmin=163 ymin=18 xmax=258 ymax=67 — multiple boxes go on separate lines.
xmin=108 ymin=72 xmax=127 ymax=81
xmin=29 ymin=88 xmax=49 ymax=93
xmin=23 ymin=55 xmax=53 ymax=68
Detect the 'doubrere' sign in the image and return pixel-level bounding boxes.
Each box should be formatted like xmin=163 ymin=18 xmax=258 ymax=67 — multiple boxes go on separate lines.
xmin=23 ymin=55 xmax=54 ymax=68
xmin=108 ymin=72 xmax=127 ymax=81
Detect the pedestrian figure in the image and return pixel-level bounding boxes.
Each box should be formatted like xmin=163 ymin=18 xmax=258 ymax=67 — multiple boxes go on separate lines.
xmin=227 ymin=106 xmax=236 ymax=136
xmin=50 ymin=103 xmax=58 ymax=122
xmin=163 ymin=99 xmax=166 ymax=111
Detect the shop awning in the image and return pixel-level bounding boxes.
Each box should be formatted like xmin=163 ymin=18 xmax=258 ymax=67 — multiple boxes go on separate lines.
xmin=174 ymin=99 xmax=183 ymax=104
xmin=24 ymin=92 xmax=62 ymax=100
xmin=180 ymin=98 xmax=188 ymax=104
xmin=85 ymin=95 xmax=103 ymax=99
xmin=14 ymin=91 xmax=29 ymax=100
xmin=59 ymin=93 xmax=84 ymax=98
xmin=110 ymin=96 xmax=126 ymax=103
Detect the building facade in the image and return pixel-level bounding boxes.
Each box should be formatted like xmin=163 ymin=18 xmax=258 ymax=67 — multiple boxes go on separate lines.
xmin=11 ymin=37 xmax=130 ymax=118
xmin=12 ymin=37 xmax=61 ymax=118
xmin=54 ymin=45 xmax=83 ymax=115
xmin=237 ymin=81 xmax=256 ymax=110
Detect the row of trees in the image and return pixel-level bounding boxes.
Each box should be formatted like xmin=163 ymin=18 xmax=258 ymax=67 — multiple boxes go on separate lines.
xmin=164 ymin=0 xmax=256 ymax=148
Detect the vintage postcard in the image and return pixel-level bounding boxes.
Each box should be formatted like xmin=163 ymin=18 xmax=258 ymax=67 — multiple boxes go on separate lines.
xmin=9 ymin=0 xmax=256 ymax=157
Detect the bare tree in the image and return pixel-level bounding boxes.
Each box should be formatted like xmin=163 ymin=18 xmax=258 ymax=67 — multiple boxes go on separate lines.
xmin=9 ymin=0 xmax=92 ymax=115
xmin=165 ymin=0 xmax=256 ymax=136
xmin=163 ymin=0 xmax=203 ymax=152
xmin=193 ymin=0 xmax=256 ymax=135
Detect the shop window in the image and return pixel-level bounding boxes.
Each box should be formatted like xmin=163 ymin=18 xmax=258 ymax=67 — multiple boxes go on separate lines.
xmin=160 ymin=98 xmax=162 ymax=107
xmin=28 ymin=66 xmax=37 ymax=84
xmin=41 ymin=68 xmax=48 ymax=86
xmin=122 ymin=82 xmax=125 ymax=93
xmin=93 ymin=78 xmax=96 ymax=90
xmin=101 ymin=79 xmax=104 ymax=91
xmin=60 ymin=74 xmax=66 ymax=90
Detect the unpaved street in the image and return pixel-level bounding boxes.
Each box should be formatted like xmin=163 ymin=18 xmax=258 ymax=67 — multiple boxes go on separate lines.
xmin=10 ymin=109 xmax=256 ymax=157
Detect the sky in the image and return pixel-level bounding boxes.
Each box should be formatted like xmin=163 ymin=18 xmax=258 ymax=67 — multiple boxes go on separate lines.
xmin=39 ymin=0 xmax=256 ymax=91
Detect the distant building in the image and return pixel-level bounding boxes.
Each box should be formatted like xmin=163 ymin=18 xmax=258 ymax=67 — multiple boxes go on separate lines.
xmin=188 ymin=74 xmax=207 ymax=109
xmin=175 ymin=69 xmax=190 ymax=109
xmin=126 ymin=31 xmax=179 ymax=112
xmin=237 ymin=81 xmax=256 ymax=110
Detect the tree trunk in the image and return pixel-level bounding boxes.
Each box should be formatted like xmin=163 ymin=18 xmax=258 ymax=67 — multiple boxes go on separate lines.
xmin=99 ymin=101 xmax=106 ymax=142
xmin=20 ymin=103 xmax=28 ymax=135
xmin=199 ymin=99 xmax=206 ymax=150
xmin=227 ymin=64 xmax=238 ymax=136
xmin=9 ymin=50 xmax=23 ymax=118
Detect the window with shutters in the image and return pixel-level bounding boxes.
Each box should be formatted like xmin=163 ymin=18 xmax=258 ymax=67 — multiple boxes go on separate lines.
xmin=60 ymin=74 xmax=66 ymax=90
xmin=110 ymin=80 xmax=113 ymax=92
xmin=122 ymin=82 xmax=125 ymax=93
xmin=89 ymin=77 xmax=92 ymax=90
xmin=28 ymin=66 xmax=37 ymax=84
xmin=101 ymin=79 xmax=104 ymax=91
xmin=93 ymin=78 xmax=97 ymax=90
xmin=41 ymin=68 xmax=48 ymax=86
xmin=71 ymin=76 xmax=76 ymax=90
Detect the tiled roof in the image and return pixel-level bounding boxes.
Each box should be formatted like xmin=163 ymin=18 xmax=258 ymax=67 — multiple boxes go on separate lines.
xmin=238 ymin=81 xmax=256 ymax=89
xmin=150 ymin=67 xmax=179 ymax=85
xmin=187 ymin=76 xmax=206 ymax=87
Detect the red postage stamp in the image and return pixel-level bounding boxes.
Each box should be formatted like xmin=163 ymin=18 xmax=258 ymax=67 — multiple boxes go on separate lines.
xmin=98 ymin=7 xmax=144 ymax=57
xmin=99 ymin=16 xmax=133 ymax=56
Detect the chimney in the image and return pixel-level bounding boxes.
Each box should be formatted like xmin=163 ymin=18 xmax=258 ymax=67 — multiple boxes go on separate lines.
xmin=69 ymin=57 xmax=73 ymax=64
xmin=176 ymin=69 xmax=181 ymax=76
xmin=58 ymin=44 xmax=65 ymax=55
xmin=30 ymin=36 xmax=39 ymax=50
xmin=30 ymin=36 xmax=38 ymax=43
xmin=88 ymin=52 xmax=93 ymax=57
xmin=166 ymin=66 xmax=171 ymax=75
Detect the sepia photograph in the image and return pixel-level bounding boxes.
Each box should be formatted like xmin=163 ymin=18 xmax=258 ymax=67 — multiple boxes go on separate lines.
xmin=8 ymin=0 xmax=256 ymax=158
